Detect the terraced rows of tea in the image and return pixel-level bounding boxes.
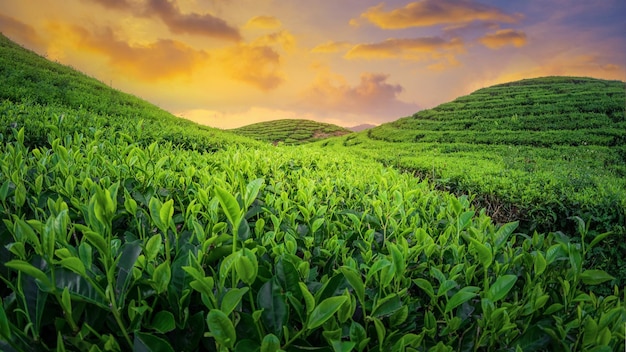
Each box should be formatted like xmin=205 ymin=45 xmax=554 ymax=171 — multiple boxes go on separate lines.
xmin=0 ymin=34 xmax=624 ymax=351
xmin=231 ymin=119 xmax=352 ymax=145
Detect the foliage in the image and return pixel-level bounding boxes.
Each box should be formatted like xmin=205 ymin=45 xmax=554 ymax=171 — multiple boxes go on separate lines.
xmin=318 ymin=76 xmax=626 ymax=288
xmin=231 ymin=119 xmax=352 ymax=145
xmin=0 ymin=34 xmax=624 ymax=352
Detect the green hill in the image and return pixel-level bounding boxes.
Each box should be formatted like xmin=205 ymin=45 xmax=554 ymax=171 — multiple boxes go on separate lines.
xmin=0 ymin=34 xmax=624 ymax=352
xmin=0 ymin=33 xmax=257 ymax=152
xmin=321 ymin=76 xmax=626 ymax=233
xmin=231 ymin=119 xmax=352 ymax=144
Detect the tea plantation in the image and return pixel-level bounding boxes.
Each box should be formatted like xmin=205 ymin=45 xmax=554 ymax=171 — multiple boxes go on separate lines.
xmin=0 ymin=34 xmax=624 ymax=351
xmin=231 ymin=119 xmax=352 ymax=145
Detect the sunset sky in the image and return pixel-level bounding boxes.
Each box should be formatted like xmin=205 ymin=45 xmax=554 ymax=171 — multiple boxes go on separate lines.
xmin=1 ymin=0 xmax=625 ymax=129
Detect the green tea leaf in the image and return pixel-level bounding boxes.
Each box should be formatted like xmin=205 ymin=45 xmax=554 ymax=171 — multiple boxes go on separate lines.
xmin=134 ymin=331 xmax=175 ymax=352
xmin=260 ymin=334 xmax=280 ymax=352
xmin=150 ymin=311 xmax=175 ymax=334
xmin=215 ymin=186 xmax=242 ymax=229
xmin=245 ymin=178 xmax=264 ymax=209
xmin=299 ymin=282 xmax=315 ymax=315
xmin=307 ymin=296 xmax=347 ymax=329
xmin=487 ymin=275 xmax=517 ymax=302
xmin=589 ymin=232 xmax=612 ymax=250
xmin=579 ymin=270 xmax=614 ymax=285
xmin=153 ymin=261 xmax=171 ymax=295
xmin=371 ymin=293 xmax=402 ymax=318
xmin=0 ymin=298 xmax=11 ymax=340
xmin=470 ymin=239 xmax=492 ymax=269
xmin=258 ymin=279 xmax=288 ymax=338
xmin=221 ymin=287 xmax=249 ymax=316
xmin=145 ymin=234 xmax=162 ymax=262
xmin=159 ymin=199 xmax=174 ymax=232
xmin=445 ymin=286 xmax=479 ymax=313
xmin=340 ymin=266 xmax=364 ymax=304
xmin=413 ymin=278 xmax=435 ymax=299
xmin=5 ymin=260 xmax=52 ymax=288
xmin=149 ymin=197 xmax=164 ymax=230
xmin=235 ymin=248 xmax=258 ymax=285
xmin=534 ymin=252 xmax=547 ymax=276
xmin=60 ymin=257 xmax=87 ymax=277
xmin=207 ymin=309 xmax=236 ymax=349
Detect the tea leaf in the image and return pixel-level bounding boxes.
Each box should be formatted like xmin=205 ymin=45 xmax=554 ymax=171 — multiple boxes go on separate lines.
xmin=150 ymin=311 xmax=175 ymax=334
xmin=60 ymin=257 xmax=86 ymax=277
xmin=0 ymin=298 xmax=11 ymax=340
xmin=579 ymin=270 xmax=614 ymax=285
xmin=221 ymin=287 xmax=249 ymax=316
xmin=371 ymin=293 xmax=402 ymax=318
xmin=134 ymin=331 xmax=175 ymax=352
xmin=258 ymin=279 xmax=288 ymax=338
xmin=487 ymin=275 xmax=517 ymax=302
xmin=445 ymin=286 xmax=479 ymax=313
xmin=260 ymin=334 xmax=281 ymax=352
xmin=215 ymin=186 xmax=242 ymax=228
xmin=153 ymin=261 xmax=171 ymax=295
xmin=207 ymin=309 xmax=236 ymax=349
xmin=340 ymin=266 xmax=364 ymax=304
xmin=307 ymin=296 xmax=347 ymax=329
xmin=5 ymin=260 xmax=52 ymax=288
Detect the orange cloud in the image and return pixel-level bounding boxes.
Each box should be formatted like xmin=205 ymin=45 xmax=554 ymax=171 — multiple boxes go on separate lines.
xmin=345 ymin=37 xmax=464 ymax=67
xmin=245 ymin=16 xmax=282 ymax=29
xmin=479 ymin=29 xmax=527 ymax=49
xmin=252 ymin=30 xmax=296 ymax=52
xmin=85 ymin=0 xmax=241 ymax=41
xmin=225 ymin=44 xmax=284 ymax=91
xmin=311 ymin=41 xmax=353 ymax=53
xmin=0 ymin=13 xmax=45 ymax=52
xmin=357 ymin=0 xmax=522 ymax=29
xmin=62 ymin=25 xmax=208 ymax=81
xmin=301 ymin=69 xmax=418 ymax=119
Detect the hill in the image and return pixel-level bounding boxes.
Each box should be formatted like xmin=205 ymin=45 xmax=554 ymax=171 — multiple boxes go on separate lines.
xmin=0 ymin=33 xmax=256 ymax=152
xmin=320 ymin=76 xmax=626 ymax=262
xmin=0 ymin=34 xmax=624 ymax=352
xmin=348 ymin=123 xmax=377 ymax=132
xmin=231 ymin=119 xmax=351 ymax=144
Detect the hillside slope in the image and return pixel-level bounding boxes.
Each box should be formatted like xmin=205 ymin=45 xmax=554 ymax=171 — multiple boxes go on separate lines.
xmin=0 ymin=33 xmax=257 ymax=151
xmin=321 ymin=76 xmax=626 ymax=234
xmin=231 ymin=119 xmax=351 ymax=144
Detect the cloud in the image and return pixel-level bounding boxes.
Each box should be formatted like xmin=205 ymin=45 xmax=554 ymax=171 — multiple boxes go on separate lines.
xmin=345 ymin=37 xmax=464 ymax=68
xmin=0 ymin=13 xmax=45 ymax=52
xmin=252 ymin=30 xmax=296 ymax=52
xmin=311 ymin=41 xmax=353 ymax=53
xmin=64 ymin=25 xmax=208 ymax=81
xmin=300 ymin=69 xmax=419 ymax=120
xmin=224 ymin=44 xmax=284 ymax=90
xmin=244 ymin=16 xmax=282 ymax=29
xmin=356 ymin=0 xmax=522 ymax=29
xmin=84 ymin=0 xmax=241 ymax=41
xmin=479 ymin=29 xmax=527 ymax=49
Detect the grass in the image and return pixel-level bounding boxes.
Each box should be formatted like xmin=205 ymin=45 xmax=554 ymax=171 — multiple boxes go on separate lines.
xmin=231 ymin=119 xmax=352 ymax=145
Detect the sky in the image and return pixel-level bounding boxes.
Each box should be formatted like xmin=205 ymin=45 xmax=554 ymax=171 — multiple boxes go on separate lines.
xmin=0 ymin=0 xmax=625 ymax=129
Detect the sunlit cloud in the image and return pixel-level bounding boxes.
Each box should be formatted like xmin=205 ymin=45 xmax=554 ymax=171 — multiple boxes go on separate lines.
xmin=311 ymin=41 xmax=353 ymax=54
xmin=480 ymin=29 xmax=527 ymax=49
xmin=224 ymin=43 xmax=284 ymax=91
xmin=355 ymin=0 xmax=522 ymax=29
xmin=300 ymin=68 xmax=419 ymax=120
xmin=52 ymin=24 xmax=208 ymax=81
xmin=84 ymin=0 xmax=241 ymax=41
xmin=345 ymin=37 xmax=465 ymax=66
xmin=252 ymin=30 xmax=296 ymax=52
xmin=0 ymin=14 xmax=45 ymax=52
xmin=244 ymin=15 xmax=282 ymax=30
